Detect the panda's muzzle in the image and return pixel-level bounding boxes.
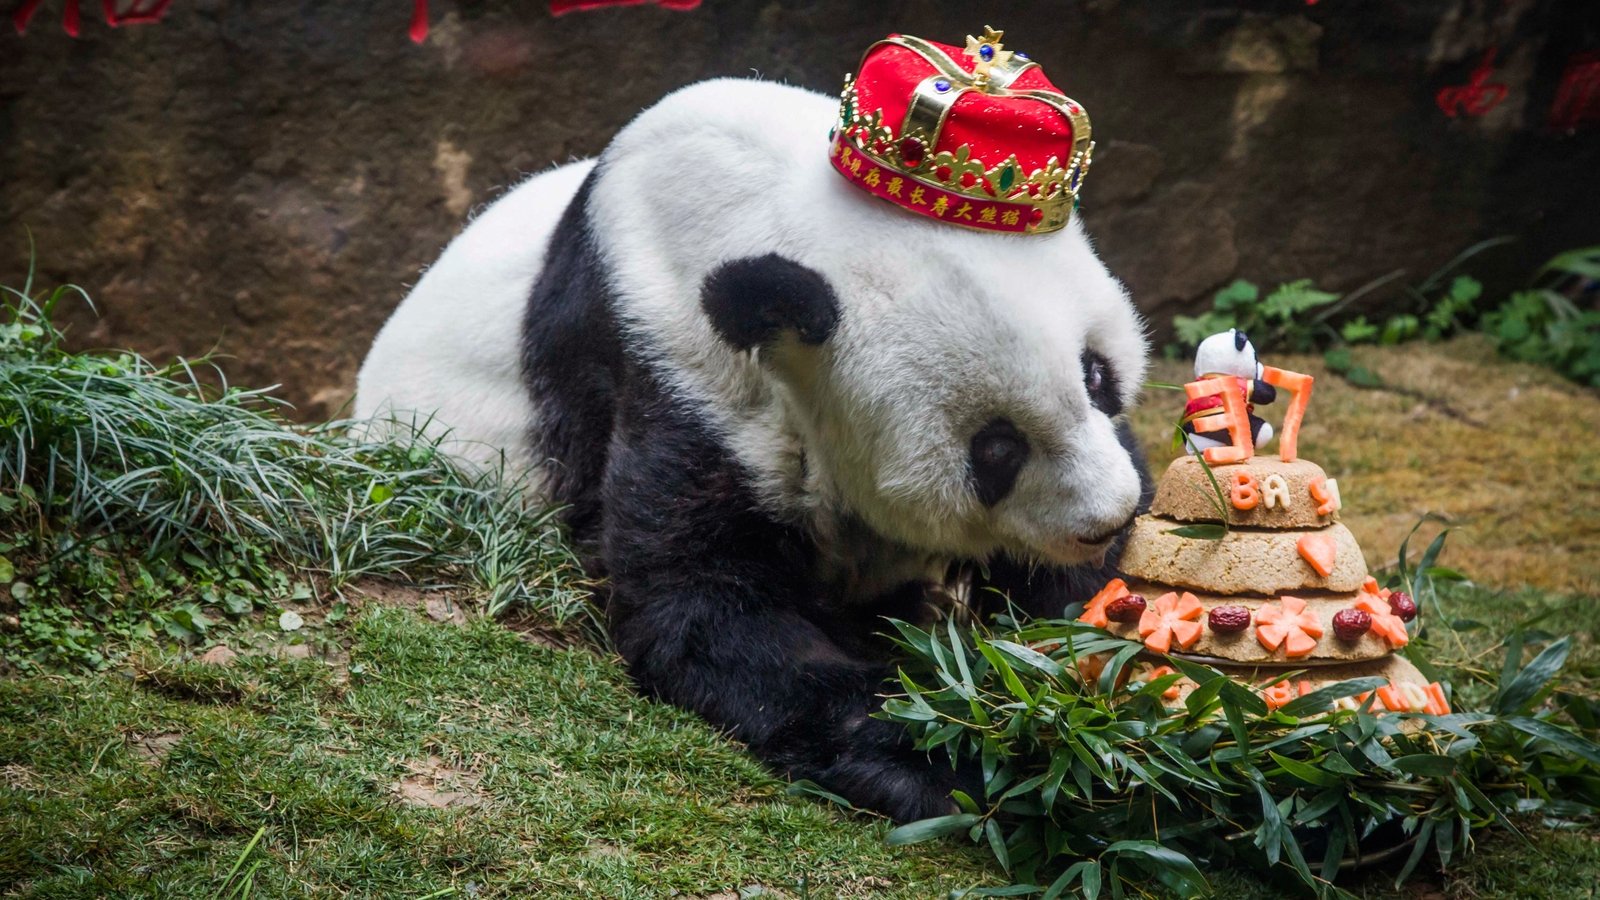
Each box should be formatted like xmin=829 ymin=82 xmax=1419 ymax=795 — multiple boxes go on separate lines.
xmin=1076 ymin=511 xmax=1139 ymax=548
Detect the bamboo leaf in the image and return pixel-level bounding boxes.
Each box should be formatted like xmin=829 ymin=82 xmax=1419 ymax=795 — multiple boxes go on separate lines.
xmin=1495 ymin=637 xmax=1570 ymax=715
xmin=1505 ymin=716 xmax=1600 ymax=767
xmin=1103 ymin=840 xmax=1209 ymax=897
xmin=884 ymin=813 xmax=981 ymax=846
xmin=984 ymin=818 xmax=1012 ymax=873
xmin=990 ymin=639 xmax=1066 ymax=678
xmin=1390 ymin=754 xmax=1457 ymax=777
xmin=1280 ymin=677 xmax=1387 ymax=717
xmin=1164 ymin=523 xmax=1228 ymax=540
xmin=1268 ymin=751 xmax=1342 ymax=786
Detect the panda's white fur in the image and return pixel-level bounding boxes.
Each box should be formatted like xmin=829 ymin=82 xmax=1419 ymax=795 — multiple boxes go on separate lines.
xmin=356 ymin=159 xmax=596 ymax=477
xmin=359 ymin=78 xmax=1147 ymax=570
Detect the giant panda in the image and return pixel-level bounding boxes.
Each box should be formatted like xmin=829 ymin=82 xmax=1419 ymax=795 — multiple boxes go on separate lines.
xmin=356 ymin=77 xmax=1151 ymax=822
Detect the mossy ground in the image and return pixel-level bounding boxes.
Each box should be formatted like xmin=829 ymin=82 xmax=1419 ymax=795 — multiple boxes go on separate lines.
xmin=0 ymin=601 xmax=999 ymax=898
xmin=4 ymin=339 xmax=1599 ymax=898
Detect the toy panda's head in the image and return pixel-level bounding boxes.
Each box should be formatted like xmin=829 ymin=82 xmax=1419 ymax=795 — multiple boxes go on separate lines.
xmin=1194 ymin=329 xmax=1262 ymax=381
xmin=592 ymin=79 xmax=1149 ymax=567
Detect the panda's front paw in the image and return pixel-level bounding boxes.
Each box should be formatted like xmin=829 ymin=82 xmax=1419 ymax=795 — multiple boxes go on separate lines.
xmin=820 ymin=715 xmax=981 ymax=823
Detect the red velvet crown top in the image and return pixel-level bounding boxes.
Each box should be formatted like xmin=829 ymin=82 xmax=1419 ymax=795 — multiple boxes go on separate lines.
xmin=829 ymin=27 xmax=1093 ymax=235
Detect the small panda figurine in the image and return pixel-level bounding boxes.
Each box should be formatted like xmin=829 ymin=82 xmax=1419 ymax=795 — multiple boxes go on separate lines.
xmin=357 ymin=36 xmax=1149 ymax=822
xmin=1181 ymin=329 xmax=1277 ymax=454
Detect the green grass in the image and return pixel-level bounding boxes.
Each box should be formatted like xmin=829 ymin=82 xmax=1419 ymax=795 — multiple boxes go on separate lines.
xmin=0 ymin=604 xmax=997 ymax=898
xmin=1 ymin=280 xmax=587 ymax=671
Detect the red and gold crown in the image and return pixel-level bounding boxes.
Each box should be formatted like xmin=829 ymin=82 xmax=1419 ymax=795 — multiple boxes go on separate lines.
xmin=829 ymin=27 xmax=1093 ymax=235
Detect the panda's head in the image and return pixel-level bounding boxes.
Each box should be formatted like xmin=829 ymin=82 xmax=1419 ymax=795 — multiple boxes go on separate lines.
xmin=593 ymin=79 xmax=1149 ymax=567
xmin=1194 ymin=329 xmax=1261 ymax=381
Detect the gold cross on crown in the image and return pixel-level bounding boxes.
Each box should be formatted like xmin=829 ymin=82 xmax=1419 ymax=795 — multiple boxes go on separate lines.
xmin=963 ymin=25 xmax=1014 ymax=82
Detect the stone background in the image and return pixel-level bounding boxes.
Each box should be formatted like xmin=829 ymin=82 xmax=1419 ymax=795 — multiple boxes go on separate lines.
xmin=2 ymin=0 xmax=1597 ymax=418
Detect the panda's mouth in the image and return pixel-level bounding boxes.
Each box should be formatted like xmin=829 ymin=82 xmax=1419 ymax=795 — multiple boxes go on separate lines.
xmin=1035 ymin=514 xmax=1136 ymax=566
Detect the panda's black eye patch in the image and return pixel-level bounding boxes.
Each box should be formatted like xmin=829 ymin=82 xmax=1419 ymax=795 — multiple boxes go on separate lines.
xmin=1082 ymin=350 xmax=1121 ymax=416
xmin=969 ymin=418 xmax=1030 ymax=507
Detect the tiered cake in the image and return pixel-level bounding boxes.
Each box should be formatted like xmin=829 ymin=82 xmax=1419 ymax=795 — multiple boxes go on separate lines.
xmin=1079 ymin=340 xmax=1448 ymax=716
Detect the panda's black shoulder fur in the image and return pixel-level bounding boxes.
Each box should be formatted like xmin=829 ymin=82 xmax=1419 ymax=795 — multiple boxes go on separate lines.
xmin=521 ymin=168 xmax=625 ymax=550
xmin=519 ymin=167 xmax=1144 ymax=822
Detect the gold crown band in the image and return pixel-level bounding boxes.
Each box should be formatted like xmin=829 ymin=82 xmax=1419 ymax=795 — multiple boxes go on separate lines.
xmin=833 ymin=34 xmax=1094 ymax=234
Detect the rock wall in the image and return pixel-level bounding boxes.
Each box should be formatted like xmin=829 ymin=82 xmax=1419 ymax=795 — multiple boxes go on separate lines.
xmin=2 ymin=0 xmax=1596 ymax=417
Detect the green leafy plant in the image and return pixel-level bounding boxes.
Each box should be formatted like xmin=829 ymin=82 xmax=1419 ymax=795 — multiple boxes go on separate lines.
xmin=1173 ymin=279 xmax=1342 ymax=355
xmin=880 ymin=551 xmax=1600 ymax=898
xmin=1169 ymin=240 xmax=1598 ymax=390
xmin=1480 ymin=247 xmax=1600 ymax=387
xmin=0 ymin=271 xmax=590 ymax=670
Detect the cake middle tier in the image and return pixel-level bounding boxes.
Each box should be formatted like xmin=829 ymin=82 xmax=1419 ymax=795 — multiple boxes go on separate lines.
xmin=1117 ymin=515 xmax=1367 ymax=595
xmin=1102 ymin=578 xmax=1402 ymax=663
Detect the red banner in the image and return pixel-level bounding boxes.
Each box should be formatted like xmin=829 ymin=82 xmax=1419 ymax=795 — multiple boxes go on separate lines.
xmin=830 ymin=139 xmax=1039 ymax=235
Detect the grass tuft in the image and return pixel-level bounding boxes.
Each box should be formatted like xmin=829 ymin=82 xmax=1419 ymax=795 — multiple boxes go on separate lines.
xmin=1 ymin=277 xmax=590 ymax=670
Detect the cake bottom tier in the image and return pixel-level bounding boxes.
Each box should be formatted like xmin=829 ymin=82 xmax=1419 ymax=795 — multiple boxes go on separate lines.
xmin=1101 ymin=578 xmax=1403 ymax=664
xmin=1141 ymin=653 xmax=1448 ymax=722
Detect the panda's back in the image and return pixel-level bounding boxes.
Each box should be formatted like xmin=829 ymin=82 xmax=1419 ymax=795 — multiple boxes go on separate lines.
xmin=354 ymin=159 xmax=597 ymax=479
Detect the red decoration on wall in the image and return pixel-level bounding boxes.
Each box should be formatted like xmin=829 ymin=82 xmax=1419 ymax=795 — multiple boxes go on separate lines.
xmin=1436 ymin=48 xmax=1509 ymax=118
xmin=11 ymin=0 xmax=46 ymax=32
xmin=549 ymin=0 xmax=701 ymax=15
xmin=410 ymin=0 xmax=427 ymax=43
xmin=405 ymin=0 xmax=701 ymax=44
xmin=103 ymin=0 xmax=170 ymax=25
xmin=1550 ymin=52 xmax=1600 ymax=130
xmin=12 ymin=0 xmax=168 ymax=34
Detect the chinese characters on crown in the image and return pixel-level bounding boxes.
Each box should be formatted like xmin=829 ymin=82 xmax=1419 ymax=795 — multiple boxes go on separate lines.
xmin=829 ymin=26 xmax=1093 ymax=235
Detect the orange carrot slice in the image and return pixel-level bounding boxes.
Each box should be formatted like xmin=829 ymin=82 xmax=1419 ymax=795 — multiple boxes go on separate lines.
xmin=1261 ymin=366 xmax=1314 ymax=462
xmin=1284 ymin=630 xmax=1318 ymax=658
xmin=1079 ymin=578 xmax=1128 ymax=628
xmin=1424 ymin=682 xmax=1451 ymax=715
xmin=1171 ymin=619 xmax=1203 ymax=649
xmin=1296 ymin=532 xmax=1338 ymax=577
xmin=1185 ymin=376 xmax=1254 ymax=464
xmin=1147 ymin=665 xmax=1183 ymax=701
xmin=1353 ymin=595 xmax=1410 ymax=647
xmin=1230 ymin=471 xmax=1261 ymax=510
xmin=1263 ymin=681 xmax=1298 ymax=711
xmin=1377 ymin=684 xmax=1408 ymax=711
xmin=1309 ymin=475 xmax=1341 ymax=516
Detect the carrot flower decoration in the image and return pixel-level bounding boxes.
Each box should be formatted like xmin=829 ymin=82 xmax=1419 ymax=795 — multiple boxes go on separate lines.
xmin=1353 ymin=593 xmax=1410 ymax=648
xmin=1138 ymin=591 xmax=1204 ymax=654
xmin=1255 ymin=595 xmax=1324 ymax=658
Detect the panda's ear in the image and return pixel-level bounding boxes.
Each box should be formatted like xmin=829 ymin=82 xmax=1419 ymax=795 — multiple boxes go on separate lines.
xmin=700 ymin=254 xmax=840 ymax=351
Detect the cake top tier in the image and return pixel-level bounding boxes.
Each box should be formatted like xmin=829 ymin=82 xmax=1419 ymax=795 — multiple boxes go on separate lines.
xmin=1152 ymin=454 xmax=1342 ymax=529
